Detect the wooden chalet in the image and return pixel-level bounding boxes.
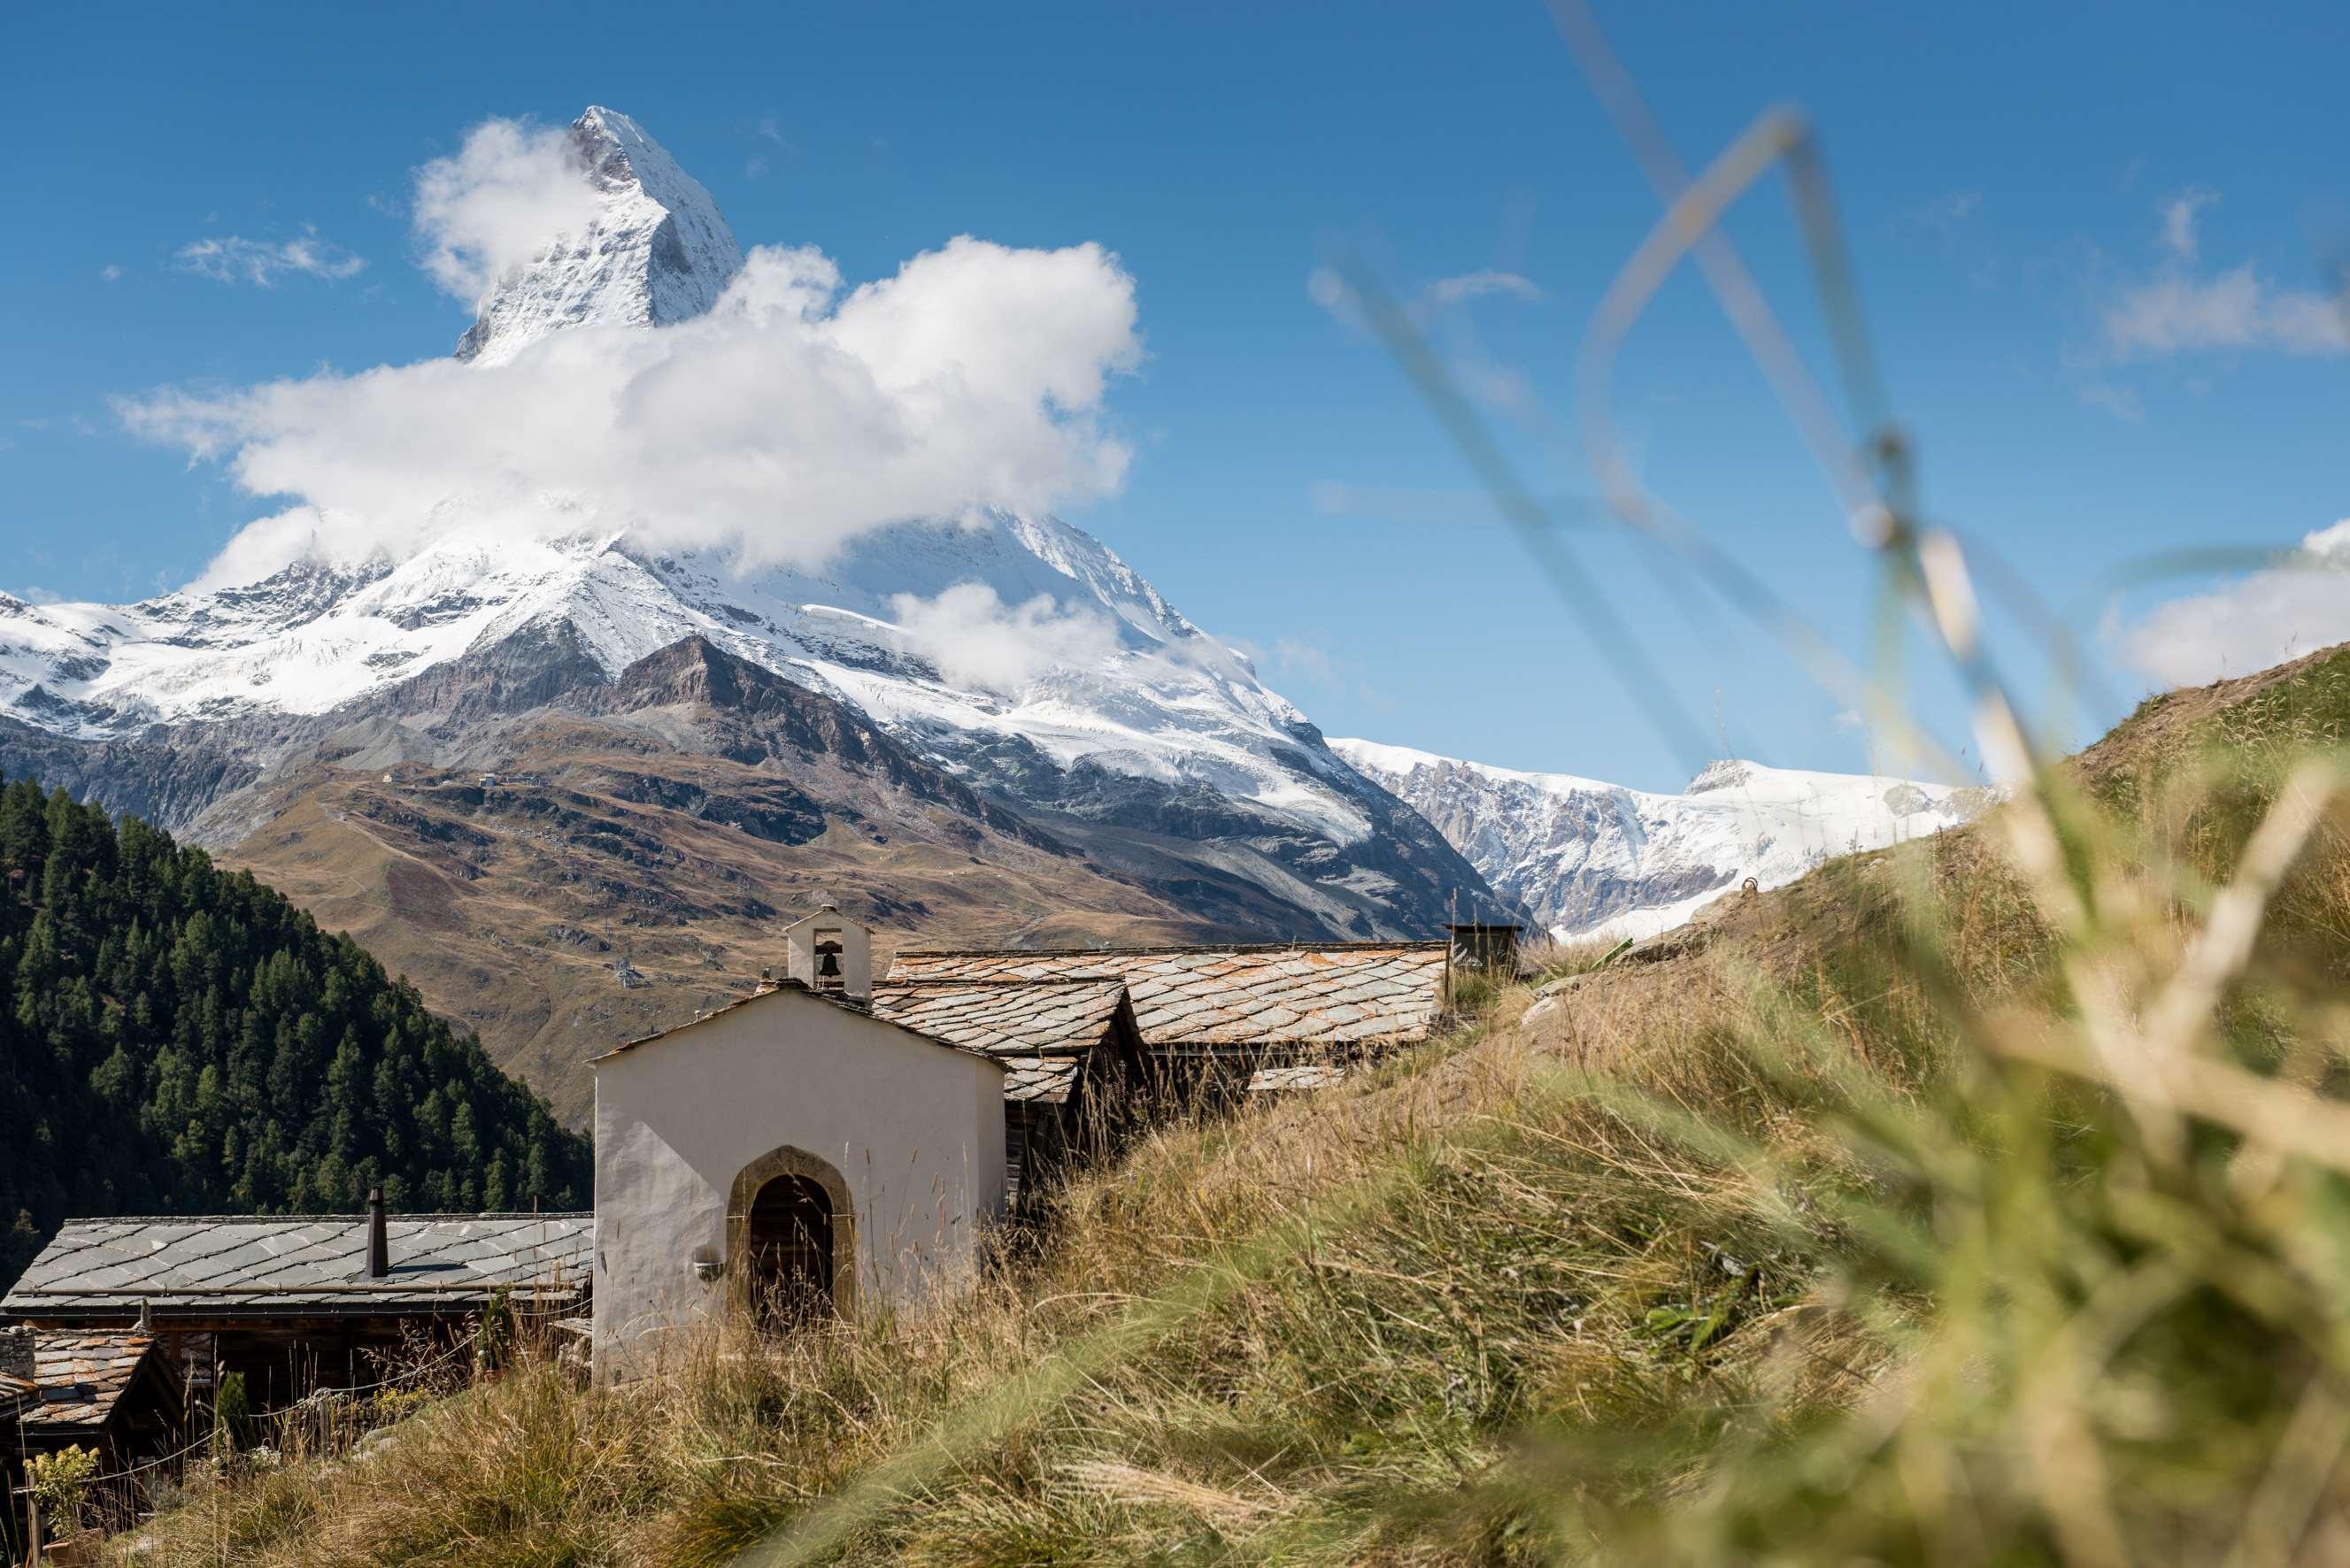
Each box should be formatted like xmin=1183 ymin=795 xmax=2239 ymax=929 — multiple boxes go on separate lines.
xmin=1 ymin=1203 xmax=590 ymax=1420
xmin=884 ymin=940 xmax=1454 ymax=1095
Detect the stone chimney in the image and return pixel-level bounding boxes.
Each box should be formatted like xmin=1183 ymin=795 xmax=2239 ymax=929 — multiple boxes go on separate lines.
xmin=366 ymin=1188 xmax=390 ymax=1279
xmin=782 ymin=903 xmax=872 ymax=1003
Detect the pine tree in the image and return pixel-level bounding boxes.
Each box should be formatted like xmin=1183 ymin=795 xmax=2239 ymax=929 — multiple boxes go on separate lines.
xmin=0 ymin=773 xmax=590 ymax=1288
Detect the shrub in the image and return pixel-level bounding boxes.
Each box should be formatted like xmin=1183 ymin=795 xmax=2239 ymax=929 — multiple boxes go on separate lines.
xmin=212 ymin=1370 xmax=253 ymax=1457
xmin=27 ymin=1444 xmax=97 ymax=1536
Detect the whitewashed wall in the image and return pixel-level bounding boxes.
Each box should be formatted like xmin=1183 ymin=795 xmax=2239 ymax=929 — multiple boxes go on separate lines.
xmin=591 ymin=988 xmax=1005 ymax=1380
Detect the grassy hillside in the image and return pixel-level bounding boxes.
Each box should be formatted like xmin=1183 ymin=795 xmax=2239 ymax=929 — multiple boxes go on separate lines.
xmin=123 ymin=646 xmax=2350 ymax=1564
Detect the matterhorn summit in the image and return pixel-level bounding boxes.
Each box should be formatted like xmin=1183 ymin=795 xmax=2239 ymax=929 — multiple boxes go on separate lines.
xmin=453 ymin=106 xmax=745 ymax=365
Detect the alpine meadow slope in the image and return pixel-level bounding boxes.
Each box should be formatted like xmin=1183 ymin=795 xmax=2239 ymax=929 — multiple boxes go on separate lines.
xmin=120 ymin=640 xmax=2350 ymax=1566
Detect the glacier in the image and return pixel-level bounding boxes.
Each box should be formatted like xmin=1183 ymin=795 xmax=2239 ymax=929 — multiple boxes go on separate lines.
xmin=1333 ymin=738 xmax=1989 ymax=942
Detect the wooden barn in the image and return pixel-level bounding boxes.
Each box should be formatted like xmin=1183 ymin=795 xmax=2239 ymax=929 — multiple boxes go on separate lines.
xmin=869 ymin=975 xmax=1148 ymax=1205
xmin=884 ymin=938 xmax=1454 ymax=1095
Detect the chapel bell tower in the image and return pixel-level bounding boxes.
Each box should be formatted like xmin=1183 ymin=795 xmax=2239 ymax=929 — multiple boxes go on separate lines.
xmin=782 ymin=903 xmax=872 ymax=1002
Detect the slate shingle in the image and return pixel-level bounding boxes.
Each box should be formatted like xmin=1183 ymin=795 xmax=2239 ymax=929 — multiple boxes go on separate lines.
xmin=888 ymin=942 xmax=1449 ymax=1051
xmin=3 ymin=1215 xmax=593 ymax=1317
xmin=868 ymin=978 xmax=1129 ymax=1060
xmin=16 ymin=1331 xmax=156 ymax=1431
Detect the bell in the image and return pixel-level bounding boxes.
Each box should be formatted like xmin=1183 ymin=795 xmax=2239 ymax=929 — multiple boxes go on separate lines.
xmin=817 ymin=945 xmax=842 ymax=979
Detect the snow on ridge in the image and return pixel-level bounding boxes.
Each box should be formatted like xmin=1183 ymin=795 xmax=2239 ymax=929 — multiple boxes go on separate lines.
xmin=454 ymin=105 xmax=745 ymax=366
xmin=0 ymin=511 xmax=1375 ymax=846
xmin=1333 ymin=736 xmax=1987 ymax=942
xmin=1327 ymin=736 xmax=1623 ymax=798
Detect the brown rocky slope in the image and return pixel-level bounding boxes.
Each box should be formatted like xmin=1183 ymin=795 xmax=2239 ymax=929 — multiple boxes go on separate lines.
xmin=191 ymin=636 xmax=1237 ymax=1122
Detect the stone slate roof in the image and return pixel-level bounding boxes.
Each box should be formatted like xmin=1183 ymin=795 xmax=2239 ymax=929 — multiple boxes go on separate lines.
xmin=869 ymin=978 xmax=1129 ymax=1058
xmin=998 ymin=1057 xmax=1086 ymax=1104
xmin=867 ymin=980 xmax=1132 ymax=1105
xmin=3 ymin=1214 xmax=594 ymax=1318
xmin=12 ymin=1331 xmax=156 ymax=1431
xmin=597 ymin=979 xmax=1012 ymax=1070
xmin=887 ymin=942 xmax=1451 ymax=1054
xmin=0 ymin=1329 xmax=34 ymax=1410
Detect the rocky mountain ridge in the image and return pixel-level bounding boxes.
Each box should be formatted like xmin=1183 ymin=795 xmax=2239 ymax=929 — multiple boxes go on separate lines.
xmin=0 ymin=104 xmax=1506 ymax=944
xmin=454 ymin=105 xmax=744 ymax=365
xmin=151 ymin=633 xmax=1245 ymax=1121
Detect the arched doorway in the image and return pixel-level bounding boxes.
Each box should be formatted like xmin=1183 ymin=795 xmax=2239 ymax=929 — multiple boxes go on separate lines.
xmin=726 ymin=1145 xmax=857 ymax=1323
xmin=744 ymin=1173 xmax=831 ymax=1323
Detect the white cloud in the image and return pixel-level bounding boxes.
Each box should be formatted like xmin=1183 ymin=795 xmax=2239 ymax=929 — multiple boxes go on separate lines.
xmin=2074 ymin=380 xmax=2144 ymax=423
xmin=1309 ymin=480 xmax=1592 ymax=527
xmin=1307 ymin=266 xmax=1544 ymax=329
xmin=886 ymin=583 xmax=1120 ymax=693
xmin=1272 ymin=636 xmax=1338 ymax=685
xmin=2092 ymin=191 xmax=2349 ymax=363
xmin=99 ymin=264 xmax=124 ymax=282
xmin=412 ymin=119 xmax=605 ymax=302
xmin=743 ymin=117 xmax=789 ymax=181
xmin=1306 ymin=268 xmax=1546 ymax=419
xmin=176 ymin=227 xmax=366 ymax=287
xmin=2103 ymin=264 xmax=2350 ymax=357
xmin=118 ymin=234 xmax=1141 ymax=586
xmin=1425 ymin=270 xmax=1542 ymax=306
xmin=2158 ymin=186 xmax=2218 ymax=261
xmin=2119 ymin=520 xmax=2350 ymax=685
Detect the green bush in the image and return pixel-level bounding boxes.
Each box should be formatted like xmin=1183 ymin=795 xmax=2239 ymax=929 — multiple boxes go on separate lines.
xmin=27 ymin=1443 xmax=97 ymax=1535
xmin=214 ymin=1370 xmax=254 ymax=1456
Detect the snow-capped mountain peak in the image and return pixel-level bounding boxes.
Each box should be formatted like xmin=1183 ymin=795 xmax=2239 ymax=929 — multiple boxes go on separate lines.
xmin=0 ymin=96 xmax=1378 ymax=856
xmin=4 ymin=107 xmax=1503 ymax=943
xmin=1334 ymin=738 xmax=1989 ymax=942
xmin=454 ymin=105 xmax=745 ymax=366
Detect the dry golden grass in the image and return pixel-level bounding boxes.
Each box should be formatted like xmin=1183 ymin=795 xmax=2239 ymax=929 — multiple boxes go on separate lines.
xmin=106 ymin=911 xmax=1878 ymax=1565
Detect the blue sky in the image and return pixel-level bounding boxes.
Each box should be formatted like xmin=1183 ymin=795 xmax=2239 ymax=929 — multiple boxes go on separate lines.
xmin=4 ymin=1 xmax=2344 ymax=792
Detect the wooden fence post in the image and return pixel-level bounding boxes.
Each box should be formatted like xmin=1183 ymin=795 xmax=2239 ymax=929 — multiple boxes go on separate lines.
xmin=23 ymin=1490 xmax=39 ymax=1568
